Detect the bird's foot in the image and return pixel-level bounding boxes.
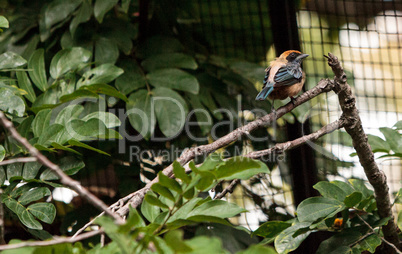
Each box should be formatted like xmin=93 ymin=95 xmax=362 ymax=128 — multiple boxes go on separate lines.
xmin=290 ymin=97 xmax=296 ymax=105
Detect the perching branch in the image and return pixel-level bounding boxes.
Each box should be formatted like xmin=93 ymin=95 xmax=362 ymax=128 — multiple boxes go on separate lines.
xmin=326 ymin=53 xmax=401 ymax=249
xmin=116 ymin=78 xmax=336 ymax=216
xmin=0 ymin=112 xmax=124 ymax=224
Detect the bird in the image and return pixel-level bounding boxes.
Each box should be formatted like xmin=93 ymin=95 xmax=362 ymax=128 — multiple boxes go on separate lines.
xmin=255 ymin=50 xmax=309 ymax=110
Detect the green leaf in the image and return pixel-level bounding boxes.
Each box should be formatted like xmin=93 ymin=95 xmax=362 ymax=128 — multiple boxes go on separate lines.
xmin=316 ymin=231 xmax=361 ymax=254
xmin=22 ymin=162 xmax=42 ymax=180
xmin=0 ymin=145 xmax=5 ymax=162
xmin=70 ymin=0 xmax=91 ymax=36
xmin=141 ymin=193 xmax=160 ymax=223
xmin=198 ymin=153 xmax=223 ymax=171
xmin=120 ymin=207 xmax=146 ymax=233
xmin=37 ymin=124 xmax=64 ymax=147
xmin=81 ymin=111 xmax=121 ymax=128
xmin=330 ymin=180 xmax=355 ymax=196
xmin=50 ymin=47 xmax=91 ymax=79
xmin=81 ymin=83 xmax=128 ymax=102
xmin=187 ymin=94 xmax=213 ymax=135
xmin=214 ymin=157 xmax=270 ymax=180
xmin=313 ymin=181 xmax=347 ymax=202
xmin=59 ymin=89 xmax=100 ymax=103
xmin=16 ymin=71 xmax=36 ymax=102
xmin=348 ymin=179 xmax=373 ymax=198
xmin=367 ymin=134 xmax=390 ymax=153
xmin=0 ymin=88 xmax=25 ymax=117
xmin=252 ymin=221 xmax=291 ymax=238
xmin=185 ymin=236 xmax=228 ymax=254
xmin=397 ymin=211 xmax=402 ymax=231
xmin=55 ymin=104 xmax=84 ymax=125
xmin=127 ymin=89 xmax=155 ymax=139
xmin=19 ymin=187 xmax=51 ymax=206
xmin=380 ymin=127 xmax=402 ymax=153
xmin=395 ymin=188 xmax=402 ymax=205
xmin=168 ymin=198 xmax=202 ymax=223
xmin=19 ymin=209 xmax=42 ymax=230
xmin=0 ymin=16 xmax=9 ymax=28
xmin=68 ymin=118 xmax=108 ymax=140
xmin=51 ymin=142 xmax=80 ymax=155
xmin=142 ymin=53 xmax=198 ymax=72
xmin=115 ymin=59 xmax=147 ymax=95
xmin=121 ymin=0 xmax=130 ymax=13
xmin=274 ymin=222 xmax=312 ymax=254
xmin=357 ymin=234 xmax=381 ymax=253
xmin=158 ymin=172 xmax=182 ymax=194
xmin=151 ymin=183 xmax=175 ymax=202
xmin=296 ymin=197 xmax=346 ymax=223
xmin=94 ymin=0 xmax=119 ymax=23
xmin=147 ymin=68 xmax=199 ymax=94
xmin=17 ymin=116 xmax=34 ymax=138
xmin=7 ymin=163 xmax=23 ymax=179
xmin=68 ymin=139 xmax=110 ymax=156
xmin=343 ymin=192 xmax=363 ymax=208
xmin=173 ymin=161 xmax=191 ymax=184
xmin=28 ymin=202 xmax=56 ymax=224
xmin=164 ymin=230 xmax=193 ymax=252
xmin=40 ymin=156 xmax=84 ymax=180
xmin=144 ymin=193 xmax=169 ymax=209
xmin=186 ymin=200 xmax=246 ymax=219
xmin=95 ymin=37 xmax=119 ymax=65
xmin=137 ymin=36 xmax=183 ymax=58
xmin=28 ymin=49 xmax=48 ymax=92
xmin=44 ymin=0 xmax=82 ymax=29
xmin=4 ymin=197 xmax=25 ymax=214
xmin=0 ymin=52 xmax=27 ymax=69
xmin=395 ymin=120 xmax=402 ymax=130
xmin=238 ymin=244 xmax=277 ymax=254
xmin=0 ymin=167 xmax=5 ymax=185
xmin=153 ymin=87 xmax=188 ymax=137
xmin=77 ymin=63 xmax=124 ymax=87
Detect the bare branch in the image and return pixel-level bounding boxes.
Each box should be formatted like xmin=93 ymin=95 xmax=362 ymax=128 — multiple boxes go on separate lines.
xmin=246 ymin=120 xmax=344 ymax=159
xmin=214 ymin=179 xmax=240 ymax=200
xmin=0 ymin=157 xmax=36 ymax=166
xmin=0 ymin=112 xmax=124 ymax=224
xmin=326 ymin=53 xmax=401 ymax=249
xmin=0 ymin=230 xmax=102 ymax=251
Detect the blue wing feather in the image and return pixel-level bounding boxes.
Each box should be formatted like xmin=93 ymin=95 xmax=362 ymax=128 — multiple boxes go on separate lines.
xmin=274 ymin=63 xmax=303 ymax=87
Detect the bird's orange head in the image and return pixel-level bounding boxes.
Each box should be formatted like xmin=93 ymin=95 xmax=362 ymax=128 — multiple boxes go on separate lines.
xmin=279 ymin=50 xmax=309 ymax=63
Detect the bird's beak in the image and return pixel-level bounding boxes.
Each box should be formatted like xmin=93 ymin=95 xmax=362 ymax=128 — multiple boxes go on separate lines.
xmin=296 ymin=54 xmax=309 ymax=62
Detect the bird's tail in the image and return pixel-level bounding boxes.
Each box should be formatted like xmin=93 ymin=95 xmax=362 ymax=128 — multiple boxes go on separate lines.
xmin=255 ymin=85 xmax=274 ymax=101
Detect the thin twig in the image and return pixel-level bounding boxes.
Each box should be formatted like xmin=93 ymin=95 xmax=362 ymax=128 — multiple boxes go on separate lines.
xmin=245 ymin=120 xmax=344 ymax=159
xmin=0 ymin=230 xmax=102 ymax=251
xmin=0 ymin=157 xmax=36 ymax=166
xmin=0 ymin=112 xmax=124 ymax=224
xmin=356 ymin=214 xmax=402 ymax=254
xmin=214 ymin=179 xmax=240 ymax=199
